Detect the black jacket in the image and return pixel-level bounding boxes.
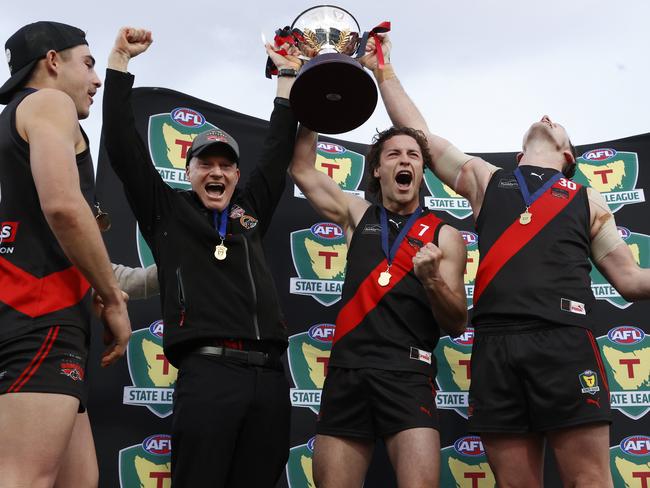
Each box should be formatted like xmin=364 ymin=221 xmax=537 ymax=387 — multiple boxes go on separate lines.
xmin=102 ymin=69 xmax=297 ymax=365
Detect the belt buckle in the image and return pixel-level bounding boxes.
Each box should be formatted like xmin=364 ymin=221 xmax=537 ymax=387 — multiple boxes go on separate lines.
xmin=248 ymin=350 xmax=268 ymax=366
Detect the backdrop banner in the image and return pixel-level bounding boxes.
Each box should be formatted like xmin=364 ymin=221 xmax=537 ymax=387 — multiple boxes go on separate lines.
xmin=94 ymin=86 xmax=650 ymax=488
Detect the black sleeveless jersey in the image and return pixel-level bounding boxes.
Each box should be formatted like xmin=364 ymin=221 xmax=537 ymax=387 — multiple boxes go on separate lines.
xmin=472 ymin=166 xmax=595 ymax=329
xmin=0 ymin=89 xmax=94 ymax=340
xmin=330 ymin=205 xmax=445 ymax=375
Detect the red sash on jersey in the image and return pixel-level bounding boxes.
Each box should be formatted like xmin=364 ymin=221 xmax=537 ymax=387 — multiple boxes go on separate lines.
xmin=333 ymin=213 xmax=442 ymax=344
xmin=473 ymin=178 xmax=581 ymax=304
xmin=0 ymin=257 xmax=90 ymax=318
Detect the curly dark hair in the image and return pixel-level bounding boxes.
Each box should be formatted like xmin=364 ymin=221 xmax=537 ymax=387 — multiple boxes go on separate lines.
xmin=366 ymin=126 xmax=433 ymax=197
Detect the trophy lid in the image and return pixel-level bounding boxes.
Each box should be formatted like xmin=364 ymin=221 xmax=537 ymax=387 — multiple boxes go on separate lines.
xmin=291 ymin=5 xmax=360 ymax=55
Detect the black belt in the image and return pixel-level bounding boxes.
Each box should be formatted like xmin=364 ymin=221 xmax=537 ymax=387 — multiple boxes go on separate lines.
xmin=195 ymin=346 xmax=282 ymax=369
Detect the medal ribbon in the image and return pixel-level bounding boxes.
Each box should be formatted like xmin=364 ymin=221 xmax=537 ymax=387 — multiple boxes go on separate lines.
xmin=380 ymin=206 xmax=422 ymax=268
xmin=213 ymin=206 xmax=229 ymax=241
xmin=513 ymin=167 xmax=562 ymax=209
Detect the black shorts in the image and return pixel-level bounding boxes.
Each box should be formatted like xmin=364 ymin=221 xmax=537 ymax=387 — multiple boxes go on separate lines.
xmin=317 ymin=367 xmax=439 ymax=439
xmin=0 ymin=324 xmax=89 ymax=412
xmin=468 ymin=324 xmax=611 ymax=433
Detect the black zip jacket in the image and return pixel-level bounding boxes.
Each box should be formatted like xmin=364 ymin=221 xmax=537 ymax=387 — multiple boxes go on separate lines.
xmin=102 ymin=69 xmax=297 ymax=365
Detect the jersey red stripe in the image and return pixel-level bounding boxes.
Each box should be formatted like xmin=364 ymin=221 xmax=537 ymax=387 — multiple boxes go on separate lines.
xmin=473 ymin=179 xmax=580 ymax=304
xmin=334 ymin=214 xmax=442 ymax=344
xmin=0 ymin=257 xmax=90 ymax=318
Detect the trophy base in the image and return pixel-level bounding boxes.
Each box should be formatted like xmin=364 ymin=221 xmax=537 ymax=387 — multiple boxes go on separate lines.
xmin=290 ymin=53 xmax=377 ymax=134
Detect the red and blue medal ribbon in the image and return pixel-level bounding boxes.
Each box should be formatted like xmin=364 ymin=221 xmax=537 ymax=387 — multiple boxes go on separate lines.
xmin=513 ymin=167 xmax=563 ymax=210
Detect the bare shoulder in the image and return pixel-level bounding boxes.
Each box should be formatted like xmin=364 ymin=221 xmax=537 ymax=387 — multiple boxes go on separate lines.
xmin=438 ymin=223 xmax=465 ymax=254
xmin=16 ymin=89 xmax=79 ymax=141
xmin=347 ymin=195 xmax=372 ymax=229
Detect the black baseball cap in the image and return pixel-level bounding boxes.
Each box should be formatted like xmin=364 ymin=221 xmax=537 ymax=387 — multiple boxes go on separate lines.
xmin=186 ymin=128 xmax=240 ymax=166
xmin=0 ymin=21 xmax=88 ymax=104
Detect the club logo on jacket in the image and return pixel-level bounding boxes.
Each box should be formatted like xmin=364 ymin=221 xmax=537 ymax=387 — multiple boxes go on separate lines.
xmin=439 ymin=436 xmax=496 ymax=487
xmin=123 ymin=320 xmax=177 ymax=418
xmin=591 ymin=227 xmax=650 ymax=309
xmin=597 ymin=326 xmax=650 ymax=420
xmin=574 ymin=148 xmax=645 ymax=213
xmin=294 ymin=140 xmax=365 ymax=199
xmin=424 ymin=168 xmax=472 ymax=220
xmin=287 ymin=323 xmax=335 ymax=414
xmin=609 ymin=435 xmax=650 ymax=487
xmin=119 ymin=434 xmax=172 ymax=488
xmin=434 ymin=328 xmax=474 ymax=419
xmin=290 ymin=222 xmax=347 ymax=306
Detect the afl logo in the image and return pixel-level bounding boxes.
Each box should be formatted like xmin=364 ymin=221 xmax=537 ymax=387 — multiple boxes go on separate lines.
xmin=460 ymin=231 xmax=478 ymax=246
xmin=617 ymin=226 xmax=631 ymax=240
xmin=148 ymin=320 xmax=164 ymax=338
xmin=310 ymin=222 xmax=343 ymax=239
xmin=454 ymin=436 xmax=485 ymax=456
xmin=171 ymin=107 xmax=206 ymax=128
xmin=451 ymin=328 xmax=474 ymax=346
xmin=607 ymin=326 xmax=645 ymax=345
xmin=142 ymin=434 xmax=172 ymax=455
xmin=308 ymin=323 xmax=336 ymax=343
xmin=582 ymin=148 xmax=616 ymax=161
xmin=317 ymin=142 xmax=346 ymax=154
xmin=620 ymin=435 xmax=650 ymax=456
xmin=306 ymin=437 xmax=316 ymax=452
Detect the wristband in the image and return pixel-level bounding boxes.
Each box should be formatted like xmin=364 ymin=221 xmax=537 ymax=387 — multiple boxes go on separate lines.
xmin=278 ymin=68 xmax=298 ymax=77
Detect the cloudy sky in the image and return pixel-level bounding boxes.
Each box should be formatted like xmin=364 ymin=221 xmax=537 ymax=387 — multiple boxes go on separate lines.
xmin=2 ymin=0 xmax=649 ymax=160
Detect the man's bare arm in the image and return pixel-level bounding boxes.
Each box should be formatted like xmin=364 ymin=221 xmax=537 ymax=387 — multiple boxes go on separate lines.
xmin=289 ymin=126 xmax=370 ymax=238
xmin=360 ymin=35 xmax=498 ymax=214
xmin=19 ymin=89 xmax=131 ymax=366
xmin=413 ymin=225 xmax=468 ymax=337
xmin=589 ymin=188 xmax=650 ymax=301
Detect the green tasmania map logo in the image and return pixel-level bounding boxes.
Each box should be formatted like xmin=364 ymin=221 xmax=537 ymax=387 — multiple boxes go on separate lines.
xmin=609 ymin=435 xmax=650 ymax=487
xmin=434 ymin=329 xmax=474 ymax=418
xmin=591 ymin=228 xmax=650 ymax=309
xmin=597 ymin=326 xmax=650 ymax=420
xmin=123 ymin=320 xmax=177 ymax=418
xmin=294 ymin=141 xmax=365 ymax=199
xmin=287 ymin=324 xmax=334 ymax=414
xmin=119 ymin=434 xmax=172 ymax=488
xmin=574 ymin=148 xmax=645 ymax=213
xmin=290 ymin=222 xmax=347 ymax=306
xmin=424 ymin=168 xmax=472 ymax=220
xmin=440 ymin=436 xmax=496 ymax=487
xmin=286 ymin=437 xmax=316 ymax=488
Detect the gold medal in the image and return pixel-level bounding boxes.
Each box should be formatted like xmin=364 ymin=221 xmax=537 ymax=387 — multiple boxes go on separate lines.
xmin=214 ymin=243 xmax=228 ymax=260
xmin=378 ymin=270 xmax=392 ymax=287
xmin=519 ymin=210 xmax=532 ymax=225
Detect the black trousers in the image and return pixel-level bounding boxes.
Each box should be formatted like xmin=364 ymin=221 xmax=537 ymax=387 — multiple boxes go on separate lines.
xmin=171 ymin=353 xmax=291 ymax=487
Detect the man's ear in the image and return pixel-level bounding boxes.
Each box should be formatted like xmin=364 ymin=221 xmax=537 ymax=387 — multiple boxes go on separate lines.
xmin=516 ymin=152 xmax=524 ymax=163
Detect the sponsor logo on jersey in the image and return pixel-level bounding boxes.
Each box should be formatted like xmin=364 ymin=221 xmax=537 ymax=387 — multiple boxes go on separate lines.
xmin=591 ymin=227 xmax=650 ymax=309
xmin=461 ymin=231 xmax=479 ymax=310
xmin=286 ymin=437 xmax=316 ymax=488
xmin=561 ymin=298 xmax=586 ymax=315
xmin=597 ymin=326 xmax=650 ymax=420
xmin=434 ymin=328 xmax=474 ymax=418
xmin=0 ymin=221 xmax=19 ymax=254
xmin=424 ymin=168 xmax=472 ymax=219
xmin=287 ymin=323 xmax=334 ymax=414
xmin=290 ymin=222 xmax=346 ymax=306
xmin=240 ymin=215 xmax=258 ymax=230
xmin=609 ymin=434 xmax=650 ymax=487
xmin=119 ymin=434 xmax=172 ymax=487
xmin=123 ymin=320 xmax=177 ymax=418
xmin=440 ymin=436 xmax=496 ymax=487
xmin=410 ymin=347 xmax=432 ymax=365
xmin=574 ymin=147 xmax=645 ymax=213
xmin=294 ymin=140 xmax=365 ymax=199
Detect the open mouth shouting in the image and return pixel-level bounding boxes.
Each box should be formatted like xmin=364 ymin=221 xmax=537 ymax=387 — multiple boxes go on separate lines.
xmin=395 ymin=170 xmax=414 ymax=191
xmin=205 ymin=182 xmax=226 ymax=198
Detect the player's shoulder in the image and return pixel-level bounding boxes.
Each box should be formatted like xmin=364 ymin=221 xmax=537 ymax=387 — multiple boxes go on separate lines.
xmin=19 ymin=88 xmax=76 ymax=118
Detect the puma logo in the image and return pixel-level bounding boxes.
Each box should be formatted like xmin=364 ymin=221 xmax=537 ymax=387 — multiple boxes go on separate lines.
xmin=531 ymin=172 xmax=544 ymax=180
xmin=389 ymin=219 xmax=403 ymax=229
xmin=586 ymin=398 xmax=601 ymax=408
